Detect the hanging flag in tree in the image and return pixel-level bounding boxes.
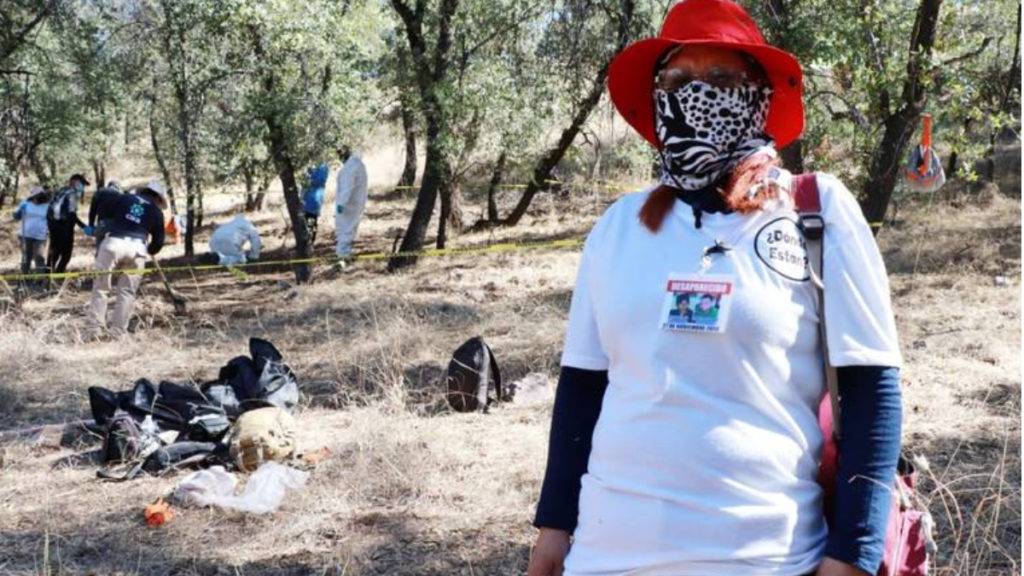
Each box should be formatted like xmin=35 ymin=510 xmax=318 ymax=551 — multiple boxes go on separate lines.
xmin=903 ymin=113 xmax=946 ymax=193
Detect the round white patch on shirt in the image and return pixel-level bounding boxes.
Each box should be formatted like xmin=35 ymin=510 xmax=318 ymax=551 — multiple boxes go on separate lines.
xmin=754 ymin=217 xmax=810 ymax=281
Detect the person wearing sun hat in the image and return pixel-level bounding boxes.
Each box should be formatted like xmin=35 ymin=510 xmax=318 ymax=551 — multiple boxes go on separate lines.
xmin=528 ymin=1 xmax=903 ymax=575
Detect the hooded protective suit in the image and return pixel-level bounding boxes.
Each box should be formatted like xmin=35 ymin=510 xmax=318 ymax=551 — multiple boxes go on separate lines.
xmin=209 ymin=215 xmax=261 ymax=266
xmin=334 ymin=154 xmax=368 ymax=257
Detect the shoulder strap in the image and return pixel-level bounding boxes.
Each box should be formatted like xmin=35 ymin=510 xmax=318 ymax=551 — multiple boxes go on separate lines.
xmin=793 ymin=173 xmax=842 ymax=439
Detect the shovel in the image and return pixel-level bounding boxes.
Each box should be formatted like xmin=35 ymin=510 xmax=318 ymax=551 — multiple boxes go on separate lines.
xmin=150 ymin=256 xmax=188 ymax=315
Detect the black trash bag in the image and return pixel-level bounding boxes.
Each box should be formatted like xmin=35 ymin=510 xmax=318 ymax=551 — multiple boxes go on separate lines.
xmin=250 ymin=337 xmax=284 ymax=373
xmin=142 ymin=441 xmax=219 ymax=474
xmin=88 ymin=386 xmax=120 ymax=426
xmin=201 ymin=382 xmax=241 ymax=417
xmin=217 ymin=356 xmax=262 ymax=400
xmin=446 ymin=336 xmax=505 ymax=413
xmin=101 ymin=413 xmax=159 ymax=464
xmin=258 ymin=358 xmax=298 ymax=411
xmin=210 ymin=338 xmax=298 ymax=413
xmin=184 ymin=410 xmax=231 ymax=442
xmin=122 ymin=379 xmax=188 ymax=430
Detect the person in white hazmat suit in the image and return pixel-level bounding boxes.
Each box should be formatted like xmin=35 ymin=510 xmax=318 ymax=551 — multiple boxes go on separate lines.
xmin=334 ymin=147 xmax=368 ymax=259
xmin=209 ymin=215 xmax=262 ymax=266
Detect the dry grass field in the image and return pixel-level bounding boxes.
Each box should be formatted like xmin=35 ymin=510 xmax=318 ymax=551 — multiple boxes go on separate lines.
xmin=0 ymin=155 xmax=1019 ymax=575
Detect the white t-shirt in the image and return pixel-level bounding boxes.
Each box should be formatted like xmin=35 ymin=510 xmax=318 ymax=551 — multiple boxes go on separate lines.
xmin=561 ymin=173 xmax=902 ymax=576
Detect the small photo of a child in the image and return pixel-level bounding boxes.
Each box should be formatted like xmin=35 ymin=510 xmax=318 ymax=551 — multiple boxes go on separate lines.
xmin=692 ymin=293 xmax=721 ymax=325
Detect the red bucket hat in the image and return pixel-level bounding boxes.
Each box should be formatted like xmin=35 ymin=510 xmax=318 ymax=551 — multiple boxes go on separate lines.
xmin=608 ymin=0 xmax=804 ymax=150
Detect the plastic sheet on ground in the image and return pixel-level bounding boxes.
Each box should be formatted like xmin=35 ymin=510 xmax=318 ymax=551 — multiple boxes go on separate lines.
xmin=172 ymin=462 xmax=308 ymax=514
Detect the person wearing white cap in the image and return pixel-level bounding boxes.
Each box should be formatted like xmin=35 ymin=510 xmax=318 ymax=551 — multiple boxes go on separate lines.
xmin=333 ymin=146 xmax=368 ymax=259
xmin=87 ymin=180 xmax=168 ymax=336
xmin=209 ymin=214 xmax=262 ymax=266
xmin=12 ymin=186 xmax=51 ymax=275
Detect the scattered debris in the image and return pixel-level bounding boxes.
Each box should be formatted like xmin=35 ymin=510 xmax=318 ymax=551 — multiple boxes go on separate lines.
xmin=993 ymin=275 xmax=1009 ymax=286
xmin=172 ymin=462 xmax=308 ymax=514
xmin=144 ymin=497 xmax=174 ymax=527
xmin=299 ymin=446 xmax=332 ymax=467
xmin=509 ymin=372 xmax=555 ymax=406
xmin=84 ymin=338 xmax=299 ymax=479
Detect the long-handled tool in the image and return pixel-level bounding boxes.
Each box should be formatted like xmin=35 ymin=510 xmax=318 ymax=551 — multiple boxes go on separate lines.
xmin=150 ymin=256 xmax=188 ymax=315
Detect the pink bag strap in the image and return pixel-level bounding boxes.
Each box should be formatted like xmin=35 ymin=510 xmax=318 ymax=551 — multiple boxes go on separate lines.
xmin=793 ymin=173 xmax=842 ymax=440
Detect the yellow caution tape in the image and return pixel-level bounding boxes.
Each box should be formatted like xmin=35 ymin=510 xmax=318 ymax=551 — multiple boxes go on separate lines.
xmin=0 ymin=237 xmax=586 ymax=283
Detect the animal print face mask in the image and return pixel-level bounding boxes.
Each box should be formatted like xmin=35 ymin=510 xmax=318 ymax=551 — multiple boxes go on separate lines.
xmin=655 ymin=80 xmax=774 ymax=191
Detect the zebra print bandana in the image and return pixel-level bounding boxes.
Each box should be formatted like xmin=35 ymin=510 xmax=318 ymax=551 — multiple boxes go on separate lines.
xmin=655 ymin=81 xmax=774 ymax=190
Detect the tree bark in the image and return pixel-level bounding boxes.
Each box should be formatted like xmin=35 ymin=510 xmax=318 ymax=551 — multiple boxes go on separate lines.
xmin=387 ymin=0 xmax=460 ymax=271
xmin=501 ymin=61 xmax=611 ymax=225
xmin=398 ymin=99 xmax=418 ymax=188
xmin=388 ymin=119 xmax=448 ymax=270
xmin=486 ymin=151 xmax=507 ymax=222
xmin=501 ymin=0 xmax=635 ymax=226
xmin=91 ymin=158 xmax=105 ymax=191
xmin=249 ymin=25 xmax=312 ymax=283
xmin=860 ymin=0 xmax=942 ymax=229
xmin=149 ymin=103 xmax=175 ymax=194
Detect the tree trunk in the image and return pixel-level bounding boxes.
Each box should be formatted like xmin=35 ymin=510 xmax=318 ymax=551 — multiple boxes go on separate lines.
xmin=195 ymin=180 xmax=204 ymax=230
xmin=149 ymin=106 xmax=175 ymax=195
xmin=27 ymin=144 xmax=53 ymax=189
xmin=860 ymin=0 xmax=942 ymax=228
xmin=255 ymin=171 xmax=271 ymax=211
xmin=91 ymin=159 xmax=105 ymax=190
xmin=388 ymin=120 xmax=448 ymax=271
xmin=436 ymin=181 xmax=464 ymax=249
xmin=502 ymin=64 xmax=609 ymax=225
xmin=945 ymin=150 xmax=958 ymax=177
xmin=399 ymin=100 xmax=417 ymax=188
xmin=243 ymin=163 xmax=257 ymax=211
xmin=387 ymin=0 xmax=460 ymax=271
xmin=502 ymin=0 xmax=634 ymax=226
xmin=486 ymin=151 xmax=507 ymax=222
xmin=250 ymin=26 xmax=312 ymax=283
xmin=181 ymin=119 xmax=199 ymax=257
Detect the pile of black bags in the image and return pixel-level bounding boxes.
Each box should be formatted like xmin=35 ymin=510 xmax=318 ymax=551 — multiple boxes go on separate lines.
xmin=87 ymin=338 xmax=298 ymax=479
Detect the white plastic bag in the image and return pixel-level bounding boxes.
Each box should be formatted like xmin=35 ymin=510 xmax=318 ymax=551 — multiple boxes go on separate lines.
xmin=172 ymin=462 xmax=308 ymax=514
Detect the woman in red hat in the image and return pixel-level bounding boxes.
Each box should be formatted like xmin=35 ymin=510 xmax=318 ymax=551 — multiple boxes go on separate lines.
xmin=528 ymin=1 xmax=903 ymax=575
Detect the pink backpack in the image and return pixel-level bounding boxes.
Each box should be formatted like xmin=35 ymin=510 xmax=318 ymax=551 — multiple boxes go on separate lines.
xmin=793 ymin=173 xmax=934 ymax=576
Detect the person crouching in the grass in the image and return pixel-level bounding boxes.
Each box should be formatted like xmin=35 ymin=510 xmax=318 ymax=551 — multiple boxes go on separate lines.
xmin=12 ymin=186 xmax=51 ymax=276
xmin=87 ymin=181 xmax=168 ymax=338
xmin=208 ymin=214 xmax=262 ymax=266
xmin=528 ymin=1 xmax=903 ymax=575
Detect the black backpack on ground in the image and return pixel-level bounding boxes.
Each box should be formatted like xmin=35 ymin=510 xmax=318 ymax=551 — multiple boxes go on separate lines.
xmin=446 ymin=336 xmax=505 ymax=413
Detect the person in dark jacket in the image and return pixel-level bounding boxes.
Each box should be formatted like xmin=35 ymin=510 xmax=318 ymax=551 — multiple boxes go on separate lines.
xmin=46 ymin=173 xmax=89 ymax=273
xmin=87 ymin=181 xmax=168 ymax=337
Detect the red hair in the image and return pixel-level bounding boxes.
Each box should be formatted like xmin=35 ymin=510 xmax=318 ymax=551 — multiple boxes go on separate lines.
xmin=639 ymin=152 xmax=782 ymax=233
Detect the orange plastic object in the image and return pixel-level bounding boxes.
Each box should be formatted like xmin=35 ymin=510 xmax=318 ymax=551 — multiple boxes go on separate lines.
xmin=165 ymin=216 xmax=180 ymax=244
xmin=144 ymin=497 xmax=174 ymax=527
xmin=918 ymin=114 xmax=933 ymax=175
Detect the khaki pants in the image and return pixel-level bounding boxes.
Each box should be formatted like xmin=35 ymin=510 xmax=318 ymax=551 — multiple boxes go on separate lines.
xmin=88 ymin=237 xmax=147 ymax=335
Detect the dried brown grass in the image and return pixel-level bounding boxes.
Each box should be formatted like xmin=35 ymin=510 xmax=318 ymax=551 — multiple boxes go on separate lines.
xmin=0 ymin=177 xmax=1019 ymax=575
